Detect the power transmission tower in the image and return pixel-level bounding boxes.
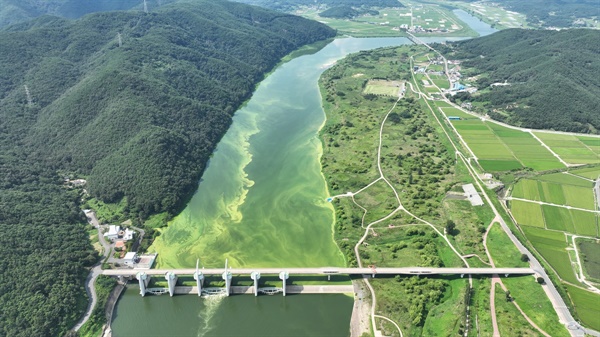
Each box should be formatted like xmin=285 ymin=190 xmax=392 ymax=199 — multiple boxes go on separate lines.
xmin=117 ymin=33 xmax=122 ymax=47
xmin=143 ymin=0 xmax=148 ymax=13
xmin=24 ymin=85 xmax=33 ymax=107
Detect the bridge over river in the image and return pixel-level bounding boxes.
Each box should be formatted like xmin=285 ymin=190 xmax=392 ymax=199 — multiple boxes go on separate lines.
xmin=103 ymin=265 xmax=536 ymax=297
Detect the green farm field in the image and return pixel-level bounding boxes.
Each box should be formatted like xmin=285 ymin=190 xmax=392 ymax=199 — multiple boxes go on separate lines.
xmin=510 ymin=200 xmax=545 ymax=228
xmin=521 ymin=227 xmax=578 ymax=284
xmin=363 ymin=80 xmax=401 ymax=96
xmin=440 ymin=107 xmax=565 ymax=171
xmin=511 ymin=174 xmax=595 ymax=210
xmin=578 ymin=240 xmax=600 ymax=281
xmin=297 ymin=4 xmax=477 ymax=37
xmin=534 ymin=132 xmax=600 ymax=164
xmin=570 ymin=166 xmax=600 ymax=180
xmin=565 ymin=284 xmax=600 ymax=331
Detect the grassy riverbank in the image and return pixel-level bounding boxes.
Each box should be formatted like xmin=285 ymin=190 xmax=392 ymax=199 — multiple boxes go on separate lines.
xmin=318 ymin=45 xmax=496 ymax=336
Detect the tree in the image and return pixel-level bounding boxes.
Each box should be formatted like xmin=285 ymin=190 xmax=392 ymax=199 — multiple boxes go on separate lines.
xmin=446 ymin=220 xmax=456 ymax=236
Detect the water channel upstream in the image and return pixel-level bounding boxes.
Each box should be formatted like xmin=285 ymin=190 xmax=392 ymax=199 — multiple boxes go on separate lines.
xmin=112 ymin=10 xmax=495 ymax=337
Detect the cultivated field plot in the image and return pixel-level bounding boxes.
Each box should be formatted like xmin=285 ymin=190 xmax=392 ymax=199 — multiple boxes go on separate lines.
xmin=578 ymin=240 xmax=600 ymax=281
xmin=512 ymin=174 xmax=595 ymax=210
xmin=428 ymin=74 xmax=450 ymax=89
xmin=510 ymin=200 xmax=545 ymax=228
xmin=522 ymin=226 xmax=578 ymax=284
xmin=363 ymin=80 xmax=402 ymax=96
xmin=570 ymin=166 xmax=600 ymax=180
xmin=534 ymin=132 xmax=600 ymax=165
xmin=440 ymin=107 xmax=565 ymax=171
xmin=297 ymin=5 xmax=476 ymax=37
xmin=565 ymin=284 xmax=600 ymax=331
xmin=511 ymin=171 xmax=598 ymax=236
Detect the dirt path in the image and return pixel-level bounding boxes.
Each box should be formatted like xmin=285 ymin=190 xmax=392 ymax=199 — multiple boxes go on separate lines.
xmin=490 ymin=275 xmax=501 ymax=337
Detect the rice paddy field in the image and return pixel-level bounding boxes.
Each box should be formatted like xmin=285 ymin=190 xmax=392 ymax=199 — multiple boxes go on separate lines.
xmin=521 ymin=227 xmax=578 ymax=284
xmin=534 ymin=132 xmax=600 ymax=165
xmin=295 ymin=4 xmax=478 ymax=37
xmin=564 ymin=284 xmax=600 ymax=331
xmin=439 ymin=107 xmax=565 ymax=171
xmin=510 ymin=171 xmax=598 ymax=237
xmin=511 ymin=174 xmax=596 ymax=210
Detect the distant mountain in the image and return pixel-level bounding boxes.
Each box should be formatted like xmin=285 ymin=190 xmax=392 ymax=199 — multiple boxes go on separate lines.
xmin=0 ymin=1 xmax=334 ymax=336
xmin=442 ymin=29 xmax=600 ymax=133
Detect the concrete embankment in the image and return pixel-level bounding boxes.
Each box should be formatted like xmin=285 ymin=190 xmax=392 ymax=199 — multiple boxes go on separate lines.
xmin=173 ymin=285 xmax=354 ymax=295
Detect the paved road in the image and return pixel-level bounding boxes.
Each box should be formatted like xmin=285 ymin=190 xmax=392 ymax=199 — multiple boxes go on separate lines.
xmin=413 ymin=39 xmax=599 ymax=336
xmin=103 ymin=266 xmax=534 ymax=276
xmin=73 ymin=211 xmax=110 ymax=331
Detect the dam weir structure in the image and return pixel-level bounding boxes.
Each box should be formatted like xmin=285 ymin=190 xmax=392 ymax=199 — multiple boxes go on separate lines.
xmin=108 ymin=259 xmax=536 ymax=297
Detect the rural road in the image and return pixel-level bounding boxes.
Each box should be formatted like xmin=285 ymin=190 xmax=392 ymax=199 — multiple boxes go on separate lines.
xmin=412 ymin=37 xmax=600 ymax=336
xmin=73 ymin=211 xmax=110 ymax=331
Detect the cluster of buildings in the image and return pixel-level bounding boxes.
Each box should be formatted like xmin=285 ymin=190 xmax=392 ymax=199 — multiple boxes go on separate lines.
xmin=104 ymin=225 xmax=135 ymax=251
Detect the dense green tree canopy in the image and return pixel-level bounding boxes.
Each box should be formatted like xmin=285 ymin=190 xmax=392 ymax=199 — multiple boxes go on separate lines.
xmin=0 ymin=1 xmax=335 ymax=336
xmin=441 ymin=29 xmax=600 ymax=133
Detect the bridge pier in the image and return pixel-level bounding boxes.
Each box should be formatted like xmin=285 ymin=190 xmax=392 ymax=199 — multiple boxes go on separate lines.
xmin=279 ymin=271 xmax=289 ymax=296
xmin=505 ymin=274 xmax=509 ymax=277
xmin=222 ymin=270 xmax=232 ymax=296
xmin=251 ymin=271 xmax=261 ymax=297
xmin=136 ymin=272 xmax=151 ymax=297
xmin=165 ymin=272 xmax=177 ymax=297
xmin=461 ymin=274 xmax=464 ymax=278
xmin=193 ymin=271 xmax=204 ymax=296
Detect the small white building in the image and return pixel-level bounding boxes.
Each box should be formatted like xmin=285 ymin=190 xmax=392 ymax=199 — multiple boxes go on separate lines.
xmin=123 ymin=228 xmax=135 ymax=241
xmin=123 ymin=252 xmax=138 ymax=267
xmin=104 ymin=225 xmax=121 ymax=242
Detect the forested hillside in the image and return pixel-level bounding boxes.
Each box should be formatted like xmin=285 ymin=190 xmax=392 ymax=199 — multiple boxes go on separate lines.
xmin=0 ymin=0 xmax=142 ymax=27
xmin=441 ymin=29 xmax=600 ymax=133
xmin=491 ymin=0 xmax=598 ymax=28
xmin=0 ymin=1 xmax=335 ymax=336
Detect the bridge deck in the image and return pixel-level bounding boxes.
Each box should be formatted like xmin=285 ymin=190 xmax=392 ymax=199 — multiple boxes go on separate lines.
xmin=103 ymin=267 xmax=535 ymax=277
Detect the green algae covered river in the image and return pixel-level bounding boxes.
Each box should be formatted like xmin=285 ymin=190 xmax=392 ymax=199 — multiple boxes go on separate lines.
xmin=148 ymin=38 xmax=422 ymax=269
xmin=112 ymin=13 xmax=495 ymax=335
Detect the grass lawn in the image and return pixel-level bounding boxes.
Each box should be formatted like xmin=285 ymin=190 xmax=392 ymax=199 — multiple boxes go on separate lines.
xmin=422 ymin=278 xmax=468 ymax=336
xmin=502 ymin=277 xmax=570 ymax=337
xmin=486 ymin=222 xmax=528 ymax=268
xmin=363 ymin=80 xmax=401 ymax=96
xmin=494 ymin=283 xmax=543 ymax=337
xmin=565 ymin=284 xmax=600 ymax=331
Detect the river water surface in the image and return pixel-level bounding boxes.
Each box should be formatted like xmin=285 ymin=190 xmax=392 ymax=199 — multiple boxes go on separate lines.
xmin=113 ymin=12 xmax=495 ymax=337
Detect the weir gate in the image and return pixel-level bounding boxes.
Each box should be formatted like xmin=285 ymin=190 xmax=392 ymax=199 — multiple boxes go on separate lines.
xmin=103 ymin=260 xmax=536 ymax=297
